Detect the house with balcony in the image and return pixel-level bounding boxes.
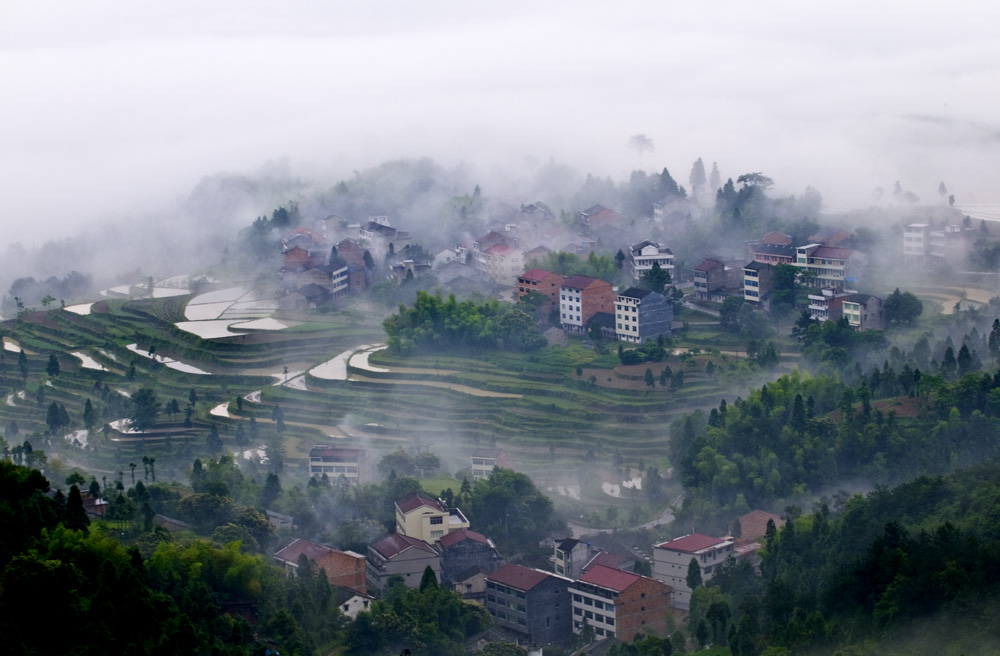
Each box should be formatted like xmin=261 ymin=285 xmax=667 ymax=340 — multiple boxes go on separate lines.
xmin=653 ymin=533 xmax=735 ymax=609
xmin=274 ymin=539 xmax=367 ymax=593
xmin=485 ymin=563 xmax=574 ymax=647
xmin=806 ymin=288 xmax=852 ymax=322
xmin=628 ymin=241 xmax=675 ymax=282
xmin=794 ymin=244 xmax=866 ymax=290
xmin=559 ymin=276 xmax=615 ymax=333
xmin=571 ymin=565 xmax=674 ymax=640
xmin=615 ymin=288 xmax=673 ymax=344
xmin=903 ymin=222 xmax=971 ymax=263
xmin=692 ymin=259 xmax=742 ymax=302
xmin=395 ymin=493 xmax=470 ymax=544
xmin=366 ymin=533 xmax=441 ymax=597
xmin=309 ymin=446 xmax=366 ymax=484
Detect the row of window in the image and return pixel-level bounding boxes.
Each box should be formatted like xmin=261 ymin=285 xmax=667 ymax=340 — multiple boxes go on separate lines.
xmin=485 ymin=581 xmax=527 ymax=598
xmin=617 ymin=324 xmax=638 ymax=332
xmin=615 ymin=304 xmax=637 ymax=311
xmin=561 ymin=314 xmax=582 ymax=321
xmin=573 ymin=607 xmax=615 ymax=625
xmin=489 ymin=608 xmax=527 ymax=626
xmin=560 ymin=295 xmax=582 ymax=302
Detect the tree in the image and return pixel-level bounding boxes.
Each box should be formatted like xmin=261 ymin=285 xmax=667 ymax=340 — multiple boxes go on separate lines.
xmin=689 ymin=158 xmax=707 ymax=198
xmin=770 ymin=264 xmax=800 ymax=313
xmin=419 ymin=564 xmax=438 ymax=591
xmin=46 ymin=353 xmax=60 ymax=377
xmin=709 ymin=161 xmax=721 ymax=191
xmin=129 ymin=388 xmax=161 ymax=432
xmin=188 ymin=388 xmax=198 ymax=406
xmin=18 ymin=350 xmax=28 ymax=383
xmin=719 ymin=296 xmax=745 ymax=332
xmin=883 ymin=288 xmax=923 ymax=323
xmin=645 ymin=368 xmax=655 ymax=388
xmin=640 ymin=262 xmax=672 ymax=295
xmin=82 ymin=399 xmax=96 ymax=429
xmin=686 ymin=557 xmax=703 ymax=590
xmin=939 ymin=181 xmax=948 ymax=197
xmin=363 ymin=250 xmax=375 ymax=270
xmin=615 ymin=249 xmax=626 ymax=270
xmin=628 ymin=134 xmax=655 ymax=168
xmin=65 ymin=485 xmax=90 ymax=532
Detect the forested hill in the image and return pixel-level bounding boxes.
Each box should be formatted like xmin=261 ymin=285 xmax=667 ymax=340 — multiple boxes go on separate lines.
xmin=670 ymin=366 xmax=1000 ymax=533
xmin=726 ymin=460 xmax=1000 ymax=655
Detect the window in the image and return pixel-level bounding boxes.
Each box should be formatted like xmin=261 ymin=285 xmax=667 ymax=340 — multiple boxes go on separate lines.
xmin=430 ymin=516 xmax=443 ymax=525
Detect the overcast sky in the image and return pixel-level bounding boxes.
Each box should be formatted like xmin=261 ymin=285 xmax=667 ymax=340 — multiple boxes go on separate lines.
xmin=2 ymin=1 xmax=999 ymax=248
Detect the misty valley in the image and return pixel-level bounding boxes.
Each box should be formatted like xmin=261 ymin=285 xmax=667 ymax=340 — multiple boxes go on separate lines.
xmin=3 ymin=156 xmax=1000 ymax=656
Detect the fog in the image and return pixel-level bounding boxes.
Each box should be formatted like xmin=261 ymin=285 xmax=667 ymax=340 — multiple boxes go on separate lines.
xmin=3 ymin=0 xmax=999 ymax=253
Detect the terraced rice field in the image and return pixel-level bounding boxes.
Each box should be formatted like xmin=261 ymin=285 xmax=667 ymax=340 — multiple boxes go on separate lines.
xmin=0 ymin=288 xmax=753 ymax=490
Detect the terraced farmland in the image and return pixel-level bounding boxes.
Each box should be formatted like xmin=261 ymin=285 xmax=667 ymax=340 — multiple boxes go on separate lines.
xmin=0 ymin=289 xmax=762 ymax=496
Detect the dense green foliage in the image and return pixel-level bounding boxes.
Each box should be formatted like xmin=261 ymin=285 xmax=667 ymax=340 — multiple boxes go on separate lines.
xmin=383 ymin=291 xmax=546 ymax=354
xmin=671 ymin=367 xmax=1000 ymax=530
xmin=715 ymin=461 xmax=1000 ymax=655
xmin=462 ymin=467 xmax=567 ymax=554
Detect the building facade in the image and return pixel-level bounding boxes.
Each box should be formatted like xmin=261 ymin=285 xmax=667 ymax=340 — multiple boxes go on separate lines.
xmin=366 ymin=533 xmax=441 ymax=597
xmin=653 ymin=534 xmax=735 ymax=609
xmin=629 ymin=241 xmax=675 ymax=281
xmin=308 ymin=447 xmax=366 ymax=484
xmin=274 ymin=539 xmax=367 ymax=594
xmin=560 ymin=276 xmax=615 ymax=333
xmin=571 ymin=565 xmax=673 ymax=640
xmin=615 ymin=288 xmax=673 ymax=344
xmin=395 ymin=493 xmax=470 ymax=544
xmin=485 ymin=563 xmax=573 ymax=647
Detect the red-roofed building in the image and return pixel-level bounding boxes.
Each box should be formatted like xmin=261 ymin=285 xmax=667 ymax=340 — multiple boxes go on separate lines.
xmin=516 ymin=269 xmax=565 ymax=316
xmin=653 ymin=534 xmax=735 ymax=609
xmin=471 ymin=231 xmax=523 ymax=284
xmin=582 ymin=551 xmax=633 ymax=574
xmin=395 ymin=493 xmax=470 ymax=544
xmin=274 ymin=539 xmax=367 ymax=593
xmin=736 ymin=510 xmax=783 ymax=543
xmin=560 ymin=275 xmax=615 ymax=333
xmin=366 ymin=532 xmax=441 ymax=597
xmin=572 ymin=564 xmax=673 ymax=640
xmin=437 ymin=528 xmax=502 ymax=583
xmin=485 ymin=563 xmax=574 ymax=647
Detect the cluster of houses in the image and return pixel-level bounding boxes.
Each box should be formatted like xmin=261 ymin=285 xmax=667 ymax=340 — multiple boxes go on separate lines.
xmin=269 ymin=467 xmax=781 ymax=652
xmin=688 ymin=228 xmax=888 ymax=331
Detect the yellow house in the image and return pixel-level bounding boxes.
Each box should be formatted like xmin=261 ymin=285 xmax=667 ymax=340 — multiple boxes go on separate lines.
xmin=395 ymin=493 xmax=470 ymax=544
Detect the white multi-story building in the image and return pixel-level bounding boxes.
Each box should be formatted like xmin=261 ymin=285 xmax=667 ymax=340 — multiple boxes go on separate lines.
xmin=629 ymin=241 xmax=674 ymax=281
xmin=653 ymin=534 xmax=734 ymax=609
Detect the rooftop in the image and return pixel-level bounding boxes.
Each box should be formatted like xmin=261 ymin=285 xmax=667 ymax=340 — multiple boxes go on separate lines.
xmin=519 ymin=269 xmax=556 ymax=282
xmin=488 ymin=563 xmax=559 ymax=591
xmin=577 ymin=564 xmax=641 ymax=592
xmin=396 ymin=493 xmax=446 ymax=514
xmin=655 ymin=533 xmax=730 ymax=554
xmin=619 ymin=287 xmax=651 ymax=300
xmin=371 ymin=532 xmax=437 ymax=559
xmin=562 ymin=274 xmax=607 ymax=290
xmin=438 ymin=528 xmax=491 ymax=550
